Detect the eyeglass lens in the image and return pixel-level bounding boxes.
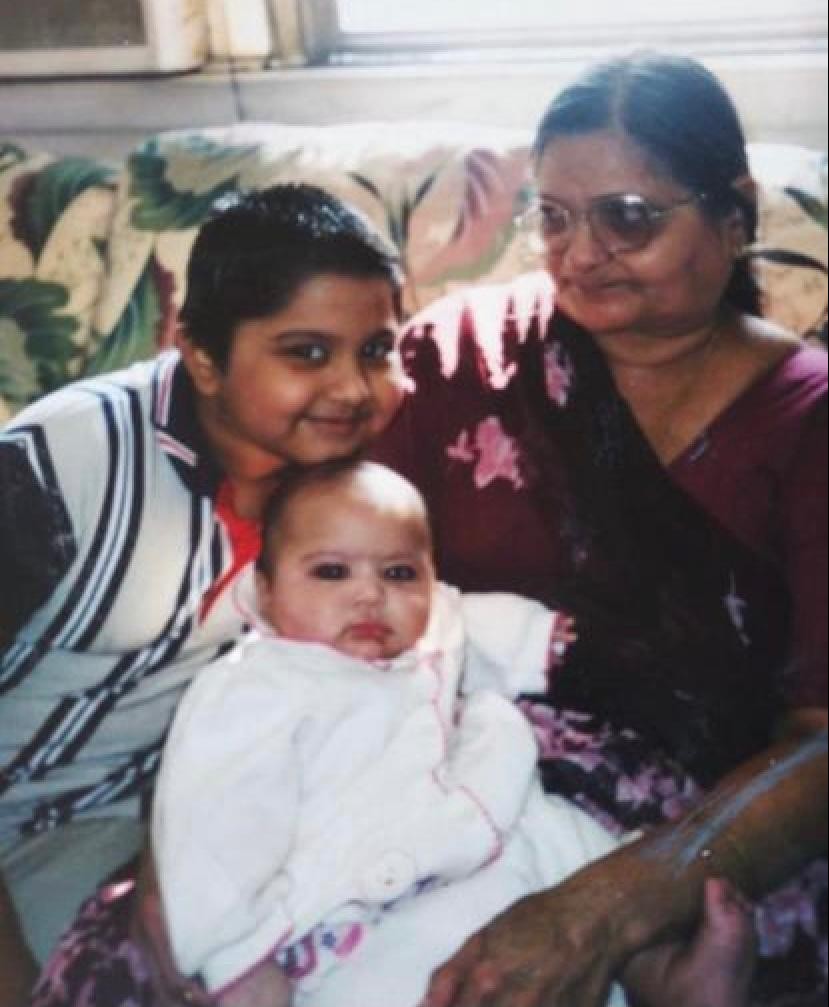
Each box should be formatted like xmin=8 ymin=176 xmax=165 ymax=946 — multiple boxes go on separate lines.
xmin=540 ymin=194 xmax=658 ymax=252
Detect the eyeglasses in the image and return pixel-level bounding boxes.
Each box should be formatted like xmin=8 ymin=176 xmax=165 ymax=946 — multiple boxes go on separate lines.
xmin=524 ymin=191 xmax=708 ymax=255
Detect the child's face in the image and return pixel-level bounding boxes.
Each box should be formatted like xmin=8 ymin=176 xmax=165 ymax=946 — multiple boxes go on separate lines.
xmin=184 ymin=273 xmax=405 ymax=471
xmin=259 ymin=483 xmax=435 ymax=662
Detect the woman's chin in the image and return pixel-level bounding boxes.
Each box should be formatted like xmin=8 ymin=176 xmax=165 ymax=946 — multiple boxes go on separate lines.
xmin=558 ymin=291 xmax=642 ymax=334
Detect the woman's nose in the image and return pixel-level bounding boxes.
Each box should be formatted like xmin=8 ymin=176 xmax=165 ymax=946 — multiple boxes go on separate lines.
xmin=557 ymin=217 xmax=611 ymax=271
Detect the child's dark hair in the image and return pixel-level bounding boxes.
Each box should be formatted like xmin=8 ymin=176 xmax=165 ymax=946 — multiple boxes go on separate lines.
xmin=257 ymin=459 xmax=432 ymax=577
xmin=180 ymin=183 xmax=404 ymax=369
xmin=534 ymin=51 xmax=761 ymax=315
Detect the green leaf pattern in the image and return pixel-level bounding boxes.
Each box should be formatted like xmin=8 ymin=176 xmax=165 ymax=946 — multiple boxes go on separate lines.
xmin=23 ymin=158 xmax=115 ymax=258
xmin=0 ymin=144 xmax=27 ymax=176
xmin=128 ymin=136 xmax=259 ymax=232
xmin=85 ymin=262 xmax=161 ymax=378
xmin=0 ymin=278 xmax=79 ymax=408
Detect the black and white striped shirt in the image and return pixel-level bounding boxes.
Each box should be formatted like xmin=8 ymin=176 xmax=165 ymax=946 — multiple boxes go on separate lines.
xmin=0 ymin=352 xmax=251 ymax=843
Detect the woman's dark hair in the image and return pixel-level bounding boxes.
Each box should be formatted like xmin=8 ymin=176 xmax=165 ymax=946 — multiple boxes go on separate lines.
xmin=180 ymin=183 xmax=404 ymax=369
xmin=534 ymin=52 xmax=762 ymax=315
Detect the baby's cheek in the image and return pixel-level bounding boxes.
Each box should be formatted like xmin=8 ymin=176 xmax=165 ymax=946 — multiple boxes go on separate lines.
xmin=401 ymin=595 xmax=432 ymax=647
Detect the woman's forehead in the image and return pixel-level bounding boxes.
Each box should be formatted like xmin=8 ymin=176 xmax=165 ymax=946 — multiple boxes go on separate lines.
xmin=536 ymin=130 xmax=678 ymax=197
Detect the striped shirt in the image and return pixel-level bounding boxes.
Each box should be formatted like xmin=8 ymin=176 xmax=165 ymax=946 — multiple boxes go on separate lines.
xmin=0 ymin=352 xmax=257 ymax=845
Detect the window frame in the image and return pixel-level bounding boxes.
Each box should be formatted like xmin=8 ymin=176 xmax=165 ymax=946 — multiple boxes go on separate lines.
xmin=0 ymin=0 xmax=208 ymax=77
xmin=292 ymin=0 xmax=828 ymax=67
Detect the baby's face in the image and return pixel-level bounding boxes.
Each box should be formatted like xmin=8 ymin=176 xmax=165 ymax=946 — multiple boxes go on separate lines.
xmin=259 ymin=483 xmax=434 ymax=661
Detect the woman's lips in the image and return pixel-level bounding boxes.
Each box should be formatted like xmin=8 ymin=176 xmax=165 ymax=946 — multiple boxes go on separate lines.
xmin=562 ymin=277 xmax=634 ymax=297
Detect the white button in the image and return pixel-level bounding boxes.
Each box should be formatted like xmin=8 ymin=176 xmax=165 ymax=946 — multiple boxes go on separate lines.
xmin=359 ymin=850 xmax=417 ymax=903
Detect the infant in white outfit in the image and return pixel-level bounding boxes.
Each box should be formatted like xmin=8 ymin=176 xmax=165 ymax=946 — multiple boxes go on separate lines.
xmin=152 ymin=459 xmax=626 ymax=1007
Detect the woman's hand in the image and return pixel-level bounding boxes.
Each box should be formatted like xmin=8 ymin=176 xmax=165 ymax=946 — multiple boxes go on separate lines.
xmin=424 ymin=880 xmax=628 ymax=1007
xmin=427 ymin=898 xmax=616 ymax=1007
xmin=130 ymin=850 xmax=213 ymax=1007
xmin=426 ymin=724 xmax=827 ymax=1007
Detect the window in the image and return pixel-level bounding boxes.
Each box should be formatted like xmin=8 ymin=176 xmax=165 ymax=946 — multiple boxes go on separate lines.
xmin=298 ymin=0 xmax=828 ymax=65
xmin=0 ymin=0 xmax=275 ymax=77
xmin=0 ymin=0 xmax=208 ymax=76
xmin=0 ymin=0 xmax=147 ymax=49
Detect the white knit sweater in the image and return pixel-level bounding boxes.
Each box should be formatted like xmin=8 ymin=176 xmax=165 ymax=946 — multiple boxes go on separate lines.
xmin=153 ymin=583 xmax=556 ymax=992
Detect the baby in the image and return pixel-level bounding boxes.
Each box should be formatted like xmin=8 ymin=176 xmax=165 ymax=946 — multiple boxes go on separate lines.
xmin=152 ymin=460 xmax=753 ymax=1007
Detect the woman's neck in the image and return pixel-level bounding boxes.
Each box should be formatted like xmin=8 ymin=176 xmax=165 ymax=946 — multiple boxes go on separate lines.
xmin=598 ymin=314 xmax=735 ymax=465
xmin=593 ymin=315 xmax=726 ymax=375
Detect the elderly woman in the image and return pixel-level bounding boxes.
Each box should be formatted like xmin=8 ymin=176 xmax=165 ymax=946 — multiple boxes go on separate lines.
xmin=374 ymin=52 xmax=827 ymax=1006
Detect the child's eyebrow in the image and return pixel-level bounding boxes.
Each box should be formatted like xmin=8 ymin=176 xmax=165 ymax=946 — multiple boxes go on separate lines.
xmin=271 ymin=329 xmax=331 ymax=342
xmin=270 ymin=327 xmax=397 ymax=345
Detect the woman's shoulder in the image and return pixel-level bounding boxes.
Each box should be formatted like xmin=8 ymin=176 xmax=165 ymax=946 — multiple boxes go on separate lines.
xmin=700 ymin=323 xmax=827 ymax=481
xmin=734 ymin=317 xmax=827 ymax=412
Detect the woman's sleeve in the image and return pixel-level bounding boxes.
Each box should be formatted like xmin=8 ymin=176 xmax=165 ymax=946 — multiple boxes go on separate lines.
xmin=0 ymin=438 xmax=76 ymax=638
xmin=779 ymin=397 xmax=828 ymax=709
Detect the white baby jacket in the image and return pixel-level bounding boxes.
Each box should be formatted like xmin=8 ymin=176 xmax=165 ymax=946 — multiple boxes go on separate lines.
xmin=152 ymin=584 xmax=557 ymax=992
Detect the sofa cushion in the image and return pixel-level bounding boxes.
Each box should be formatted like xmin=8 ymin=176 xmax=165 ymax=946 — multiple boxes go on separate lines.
xmin=0 ymin=142 xmax=117 ymax=421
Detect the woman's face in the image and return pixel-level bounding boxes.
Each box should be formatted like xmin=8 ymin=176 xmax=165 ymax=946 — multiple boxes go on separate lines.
xmin=185 ymin=272 xmax=406 ymax=470
xmin=535 ymin=129 xmax=742 ymax=339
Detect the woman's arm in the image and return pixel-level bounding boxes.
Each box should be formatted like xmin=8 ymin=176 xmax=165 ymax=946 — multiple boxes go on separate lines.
xmin=425 ymin=719 xmax=827 ymax=1007
xmin=0 ymin=875 xmax=38 ymax=1007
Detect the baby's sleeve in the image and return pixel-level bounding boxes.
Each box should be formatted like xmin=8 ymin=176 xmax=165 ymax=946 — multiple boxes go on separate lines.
xmin=152 ymin=654 xmax=305 ymax=994
xmin=460 ymin=591 xmax=556 ymax=698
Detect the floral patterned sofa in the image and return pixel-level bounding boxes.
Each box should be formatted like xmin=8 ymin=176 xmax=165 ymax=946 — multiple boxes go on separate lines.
xmin=0 ymin=122 xmax=826 ymax=422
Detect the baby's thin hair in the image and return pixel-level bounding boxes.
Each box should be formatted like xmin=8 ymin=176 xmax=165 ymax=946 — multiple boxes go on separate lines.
xmin=258 ymin=459 xmax=432 ymax=575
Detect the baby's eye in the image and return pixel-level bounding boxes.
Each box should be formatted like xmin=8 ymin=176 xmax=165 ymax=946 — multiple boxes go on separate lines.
xmin=310 ymin=563 xmax=349 ymax=580
xmin=384 ymin=564 xmax=419 ymax=582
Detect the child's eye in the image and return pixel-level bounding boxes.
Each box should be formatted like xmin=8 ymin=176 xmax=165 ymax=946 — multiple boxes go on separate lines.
xmin=384 ymin=564 xmax=418 ymax=582
xmin=310 ymin=563 xmax=349 ymax=580
xmin=284 ymin=343 xmax=329 ymax=364
xmin=361 ymin=336 xmax=396 ymax=364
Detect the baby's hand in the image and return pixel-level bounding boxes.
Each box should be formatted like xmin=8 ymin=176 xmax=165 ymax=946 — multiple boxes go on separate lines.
xmin=217 ymin=962 xmax=293 ymax=1007
xmin=548 ymin=611 xmax=578 ymax=669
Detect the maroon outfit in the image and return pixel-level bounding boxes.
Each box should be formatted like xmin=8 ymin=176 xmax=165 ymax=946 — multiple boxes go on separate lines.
xmin=377 ymin=275 xmax=826 ymax=720
xmin=670 ymin=349 xmax=827 ymax=711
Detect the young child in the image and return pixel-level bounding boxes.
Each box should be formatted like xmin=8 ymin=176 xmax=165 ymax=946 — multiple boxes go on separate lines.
xmin=19 ymin=181 xmax=406 ymax=1007
xmin=151 ymin=460 xmax=754 ymax=1007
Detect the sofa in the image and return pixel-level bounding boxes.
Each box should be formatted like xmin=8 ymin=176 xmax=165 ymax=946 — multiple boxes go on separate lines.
xmin=0 ymin=122 xmax=826 ymax=422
